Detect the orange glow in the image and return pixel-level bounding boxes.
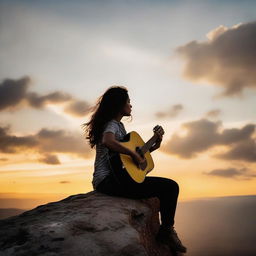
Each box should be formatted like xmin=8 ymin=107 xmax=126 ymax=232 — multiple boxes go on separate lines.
xmin=1 ymin=150 xmax=256 ymax=210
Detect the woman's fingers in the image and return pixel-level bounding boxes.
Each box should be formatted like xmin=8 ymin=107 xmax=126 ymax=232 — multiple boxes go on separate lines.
xmin=154 ymin=125 xmax=165 ymax=136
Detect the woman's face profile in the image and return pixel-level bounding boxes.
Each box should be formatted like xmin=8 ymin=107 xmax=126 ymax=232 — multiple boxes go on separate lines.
xmin=122 ymin=97 xmax=132 ymax=116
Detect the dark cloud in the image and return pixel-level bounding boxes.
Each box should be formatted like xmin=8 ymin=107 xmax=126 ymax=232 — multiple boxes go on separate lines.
xmin=161 ymin=118 xmax=256 ymax=162
xmin=162 ymin=118 xmax=221 ymax=158
xmin=176 ymin=21 xmax=256 ymax=97
xmin=155 ymin=104 xmax=184 ymax=119
xmin=35 ymin=128 xmax=91 ymax=158
xmin=204 ymin=167 xmax=256 ymax=180
xmin=214 ymin=139 xmax=256 ymax=162
xmin=26 ymin=91 xmax=72 ymax=108
xmin=0 ymin=77 xmax=30 ymax=111
xmin=219 ymin=124 xmax=255 ymax=144
xmin=0 ymin=125 xmax=92 ymax=163
xmin=0 ymin=76 xmax=90 ymax=117
xmin=0 ymin=125 xmax=38 ymax=153
xmin=38 ymin=154 xmax=61 ymax=165
xmin=63 ymin=100 xmax=90 ymax=117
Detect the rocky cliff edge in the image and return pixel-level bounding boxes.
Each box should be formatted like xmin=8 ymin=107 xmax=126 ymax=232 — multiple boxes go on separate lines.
xmin=0 ymin=191 xmax=175 ymax=256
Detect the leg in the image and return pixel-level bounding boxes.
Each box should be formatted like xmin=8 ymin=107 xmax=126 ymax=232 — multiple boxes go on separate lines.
xmin=96 ymin=172 xmax=187 ymax=253
xmin=97 ymin=173 xmax=179 ymax=227
xmin=126 ymin=176 xmax=179 ymax=228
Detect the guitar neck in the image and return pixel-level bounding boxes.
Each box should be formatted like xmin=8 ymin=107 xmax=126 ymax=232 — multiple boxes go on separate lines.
xmin=140 ymin=134 xmax=159 ymax=154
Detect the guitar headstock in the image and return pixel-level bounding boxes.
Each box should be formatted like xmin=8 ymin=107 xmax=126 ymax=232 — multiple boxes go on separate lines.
xmin=153 ymin=125 xmax=165 ymax=137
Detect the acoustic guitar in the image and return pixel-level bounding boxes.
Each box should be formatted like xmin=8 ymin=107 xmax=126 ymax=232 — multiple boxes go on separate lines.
xmin=108 ymin=125 xmax=164 ymax=184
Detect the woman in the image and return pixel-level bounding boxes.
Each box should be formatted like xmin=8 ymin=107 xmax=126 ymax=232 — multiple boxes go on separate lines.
xmin=82 ymin=86 xmax=187 ymax=253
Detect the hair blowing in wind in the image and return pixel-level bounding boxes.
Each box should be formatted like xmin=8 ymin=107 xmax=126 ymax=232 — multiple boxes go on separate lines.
xmin=81 ymin=86 xmax=132 ymax=148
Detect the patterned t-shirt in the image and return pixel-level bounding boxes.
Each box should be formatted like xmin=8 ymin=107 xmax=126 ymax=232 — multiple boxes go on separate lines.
xmin=92 ymin=119 xmax=127 ymax=190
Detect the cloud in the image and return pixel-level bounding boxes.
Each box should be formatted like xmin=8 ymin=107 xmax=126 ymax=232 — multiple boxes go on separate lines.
xmin=176 ymin=21 xmax=256 ymax=97
xmin=161 ymin=118 xmax=256 ymax=161
xmin=35 ymin=128 xmax=92 ymax=158
xmin=204 ymin=167 xmax=256 ymax=180
xmin=35 ymin=128 xmax=91 ymax=158
xmin=0 ymin=76 xmax=90 ymax=117
xmin=0 ymin=76 xmax=30 ymax=111
xmin=0 ymin=125 xmax=92 ymax=163
xmin=204 ymin=109 xmax=221 ymax=119
xmin=38 ymin=154 xmax=61 ymax=165
xmin=214 ymin=139 xmax=256 ymax=162
xmin=64 ymin=100 xmax=90 ymax=117
xmin=0 ymin=125 xmax=38 ymax=153
xmin=155 ymin=104 xmax=184 ymax=119
xmin=59 ymin=180 xmax=71 ymax=184
xmin=162 ymin=118 xmax=221 ymax=158
xmin=26 ymin=91 xmax=72 ymax=108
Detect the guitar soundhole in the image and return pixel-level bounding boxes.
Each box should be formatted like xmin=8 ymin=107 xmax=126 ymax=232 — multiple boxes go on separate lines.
xmin=135 ymin=146 xmax=144 ymax=158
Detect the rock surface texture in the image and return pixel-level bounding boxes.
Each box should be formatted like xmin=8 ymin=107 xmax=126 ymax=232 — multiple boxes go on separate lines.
xmin=0 ymin=191 xmax=175 ymax=256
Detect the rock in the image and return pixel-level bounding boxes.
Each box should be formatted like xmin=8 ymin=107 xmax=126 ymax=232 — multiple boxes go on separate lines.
xmin=0 ymin=191 xmax=174 ymax=256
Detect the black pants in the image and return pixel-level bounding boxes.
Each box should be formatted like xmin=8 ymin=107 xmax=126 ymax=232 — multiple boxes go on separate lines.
xmin=96 ymin=171 xmax=179 ymax=227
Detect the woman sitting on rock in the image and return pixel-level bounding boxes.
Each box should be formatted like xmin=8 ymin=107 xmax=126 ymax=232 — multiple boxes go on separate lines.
xmin=82 ymin=86 xmax=187 ymax=253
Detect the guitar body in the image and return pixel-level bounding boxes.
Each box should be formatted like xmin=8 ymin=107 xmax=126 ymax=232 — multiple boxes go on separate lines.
xmin=108 ymin=131 xmax=154 ymax=184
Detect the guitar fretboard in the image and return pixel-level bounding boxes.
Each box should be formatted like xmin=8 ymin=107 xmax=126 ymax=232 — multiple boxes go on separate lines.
xmin=140 ymin=134 xmax=159 ymax=154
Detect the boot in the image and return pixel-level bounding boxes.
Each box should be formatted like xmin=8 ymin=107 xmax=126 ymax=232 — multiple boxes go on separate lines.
xmin=156 ymin=225 xmax=187 ymax=253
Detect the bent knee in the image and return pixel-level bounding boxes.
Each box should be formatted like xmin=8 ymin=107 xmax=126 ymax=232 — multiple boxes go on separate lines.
xmin=168 ymin=179 xmax=179 ymax=193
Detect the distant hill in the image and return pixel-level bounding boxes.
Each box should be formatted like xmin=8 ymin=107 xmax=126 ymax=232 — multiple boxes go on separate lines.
xmin=0 ymin=208 xmax=28 ymax=219
xmin=0 ymin=193 xmax=70 ymax=210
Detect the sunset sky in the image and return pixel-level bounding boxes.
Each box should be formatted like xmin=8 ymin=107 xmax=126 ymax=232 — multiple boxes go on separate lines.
xmin=1 ymin=0 xmax=256 ymax=209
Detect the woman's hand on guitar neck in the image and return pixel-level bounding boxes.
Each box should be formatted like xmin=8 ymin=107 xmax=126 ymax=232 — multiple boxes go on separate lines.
xmin=150 ymin=125 xmax=164 ymax=152
xmin=130 ymin=151 xmax=146 ymax=169
xmin=153 ymin=125 xmax=164 ymax=139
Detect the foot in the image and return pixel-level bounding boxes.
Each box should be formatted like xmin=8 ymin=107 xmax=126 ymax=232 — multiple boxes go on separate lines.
xmin=156 ymin=225 xmax=187 ymax=253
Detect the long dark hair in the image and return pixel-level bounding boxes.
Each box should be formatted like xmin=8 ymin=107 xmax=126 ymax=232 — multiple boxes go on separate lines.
xmin=81 ymin=86 xmax=132 ymax=148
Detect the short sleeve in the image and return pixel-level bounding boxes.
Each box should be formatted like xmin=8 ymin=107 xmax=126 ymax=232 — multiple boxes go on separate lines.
xmin=103 ymin=121 xmax=119 ymax=136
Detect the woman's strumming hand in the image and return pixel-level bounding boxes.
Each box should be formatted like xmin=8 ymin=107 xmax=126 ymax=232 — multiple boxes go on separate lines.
xmin=130 ymin=151 xmax=146 ymax=168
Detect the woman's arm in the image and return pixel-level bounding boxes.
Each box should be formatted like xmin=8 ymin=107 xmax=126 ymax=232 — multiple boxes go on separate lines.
xmin=102 ymin=132 xmax=134 ymax=155
xmin=102 ymin=132 xmax=146 ymax=167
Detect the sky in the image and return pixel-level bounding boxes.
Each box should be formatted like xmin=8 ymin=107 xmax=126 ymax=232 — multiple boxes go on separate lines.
xmin=0 ymin=0 xmax=256 ymax=209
